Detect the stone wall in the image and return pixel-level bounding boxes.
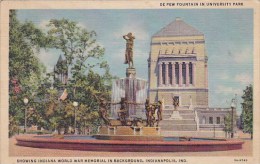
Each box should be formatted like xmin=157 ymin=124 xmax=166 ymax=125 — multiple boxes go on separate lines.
xmin=197 ymin=108 xmax=235 ymax=131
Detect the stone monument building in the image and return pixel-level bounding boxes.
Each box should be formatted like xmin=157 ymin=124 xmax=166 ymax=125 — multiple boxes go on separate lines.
xmin=148 ymin=17 xmax=208 ymax=107
xmin=148 ymin=18 xmax=236 ymax=137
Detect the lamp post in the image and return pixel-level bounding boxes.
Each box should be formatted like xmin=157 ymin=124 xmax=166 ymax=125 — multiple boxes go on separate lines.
xmin=73 ymin=101 xmax=79 ymax=135
xmin=231 ymin=99 xmax=236 ymax=138
xmin=213 ymin=123 xmax=216 ymax=138
xmin=23 ymin=97 xmax=29 ymax=133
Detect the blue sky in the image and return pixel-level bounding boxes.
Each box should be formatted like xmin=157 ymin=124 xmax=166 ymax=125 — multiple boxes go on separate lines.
xmin=16 ymin=9 xmax=253 ymax=114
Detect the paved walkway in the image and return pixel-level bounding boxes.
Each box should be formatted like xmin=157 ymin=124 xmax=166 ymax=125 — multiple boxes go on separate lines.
xmin=9 ymin=132 xmax=252 ymax=157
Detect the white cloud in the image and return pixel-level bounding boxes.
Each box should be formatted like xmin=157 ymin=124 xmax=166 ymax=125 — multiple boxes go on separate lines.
xmin=233 ymin=47 xmax=252 ymax=64
xmin=210 ymin=45 xmax=252 ymax=65
xmin=235 ymin=73 xmax=253 ymax=85
xmin=113 ymin=20 xmax=149 ymax=41
xmin=215 ymin=85 xmax=241 ymax=96
xmin=77 ymin=22 xmax=87 ymax=29
xmin=217 ymin=72 xmax=229 ymax=80
xmin=38 ymin=20 xmax=88 ymax=32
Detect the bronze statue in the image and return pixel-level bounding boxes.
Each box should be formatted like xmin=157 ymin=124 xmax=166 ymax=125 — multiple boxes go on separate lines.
xmin=113 ymin=97 xmax=143 ymax=126
xmin=156 ymin=100 xmax=163 ymax=126
xmin=130 ymin=117 xmax=143 ymax=127
xmin=144 ymin=98 xmax=158 ymax=127
xmin=173 ymin=96 xmax=179 ymax=110
xmin=150 ymin=104 xmax=157 ymax=127
xmin=98 ymin=98 xmax=111 ymax=126
xmin=123 ymin=32 xmax=135 ymax=68
xmin=117 ymin=97 xmax=128 ymax=126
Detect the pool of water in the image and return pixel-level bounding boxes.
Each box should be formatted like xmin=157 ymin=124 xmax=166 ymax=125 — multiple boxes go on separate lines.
xmin=164 ymin=137 xmax=224 ymax=141
xmin=34 ymin=135 xmax=97 ymax=140
xmin=34 ymin=135 xmax=224 ymax=142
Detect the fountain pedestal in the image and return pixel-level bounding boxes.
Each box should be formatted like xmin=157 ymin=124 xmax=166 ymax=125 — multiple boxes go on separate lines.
xmin=126 ymin=68 xmax=136 ymax=78
xmin=96 ymin=126 xmax=162 ymax=141
xmin=169 ymin=110 xmax=182 ymax=120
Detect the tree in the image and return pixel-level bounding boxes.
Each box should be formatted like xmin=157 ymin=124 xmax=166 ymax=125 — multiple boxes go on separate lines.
xmin=224 ymin=112 xmax=233 ymax=138
xmin=46 ymin=19 xmax=116 ymax=132
xmin=9 ymin=15 xmax=116 ymax=135
xmin=241 ymin=85 xmax=253 ymax=139
xmin=9 ymin=10 xmax=48 ymax=136
xmin=47 ymin=18 xmax=105 ymax=67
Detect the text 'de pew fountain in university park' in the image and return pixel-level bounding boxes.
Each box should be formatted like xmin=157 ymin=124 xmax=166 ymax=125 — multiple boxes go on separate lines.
xmin=16 ymin=32 xmax=244 ymax=152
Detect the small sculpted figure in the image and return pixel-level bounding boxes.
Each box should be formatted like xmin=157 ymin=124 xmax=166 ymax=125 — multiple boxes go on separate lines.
xmin=98 ymin=98 xmax=111 ymax=126
xmin=117 ymin=97 xmax=128 ymax=126
xmin=173 ymin=97 xmax=179 ymax=110
xmin=94 ymin=94 xmax=110 ymax=126
xmin=156 ymin=100 xmax=163 ymax=126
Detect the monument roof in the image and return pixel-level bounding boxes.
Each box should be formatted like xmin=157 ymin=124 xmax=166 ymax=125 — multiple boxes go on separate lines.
xmin=153 ymin=18 xmax=203 ymax=37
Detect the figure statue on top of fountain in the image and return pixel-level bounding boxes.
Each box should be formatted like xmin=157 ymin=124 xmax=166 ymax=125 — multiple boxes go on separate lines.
xmin=123 ymin=32 xmax=135 ymax=68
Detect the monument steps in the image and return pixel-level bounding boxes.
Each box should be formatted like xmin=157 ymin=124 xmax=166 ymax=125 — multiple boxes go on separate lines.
xmin=160 ymin=108 xmax=198 ymax=131
xmin=162 ymin=110 xmax=194 ymax=115
xmin=163 ymin=114 xmax=195 ymax=119
xmin=161 ymin=124 xmax=197 ymax=131
xmin=160 ymin=119 xmax=196 ymax=124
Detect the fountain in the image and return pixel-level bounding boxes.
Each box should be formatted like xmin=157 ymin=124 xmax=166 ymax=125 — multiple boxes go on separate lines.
xmin=110 ymin=72 xmax=148 ymax=118
xmin=15 ymin=32 xmax=244 ymax=152
xmin=96 ymin=32 xmax=158 ymax=140
xmin=111 ymin=32 xmax=147 ymax=119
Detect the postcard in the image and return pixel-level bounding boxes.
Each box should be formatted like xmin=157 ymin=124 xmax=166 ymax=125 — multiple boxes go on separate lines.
xmin=0 ymin=0 xmax=259 ymax=164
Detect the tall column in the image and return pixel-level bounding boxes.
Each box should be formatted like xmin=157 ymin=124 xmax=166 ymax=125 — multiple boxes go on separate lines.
xmin=186 ymin=62 xmax=189 ymax=86
xmin=192 ymin=62 xmax=196 ymax=86
xmin=159 ymin=62 xmax=163 ymax=86
xmin=172 ymin=62 xmax=175 ymax=86
xmin=165 ymin=62 xmax=169 ymax=86
xmin=179 ymin=62 xmax=182 ymax=87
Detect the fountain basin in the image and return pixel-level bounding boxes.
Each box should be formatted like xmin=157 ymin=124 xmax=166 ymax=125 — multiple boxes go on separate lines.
xmin=16 ymin=135 xmax=244 ymax=152
xmin=94 ymin=134 xmax=163 ymax=141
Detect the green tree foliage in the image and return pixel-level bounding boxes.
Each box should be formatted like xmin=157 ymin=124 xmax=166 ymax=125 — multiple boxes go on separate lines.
xmin=9 ymin=10 xmax=48 ymax=136
xmin=47 ymin=19 xmax=104 ymax=66
xmin=9 ymin=14 xmax=115 ymax=136
xmin=46 ymin=18 xmax=116 ymax=133
xmin=224 ymin=111 xmax=239 ymax=138
xmin=241 ymin=85 xmax=253 ymax=139
xmin=224 ymin=112 xmax=232 ymax=135
xmin=9 ymin=115 xmax=20 ymax=137
xmin=9 ymin=10 xmax=47 ymax=83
